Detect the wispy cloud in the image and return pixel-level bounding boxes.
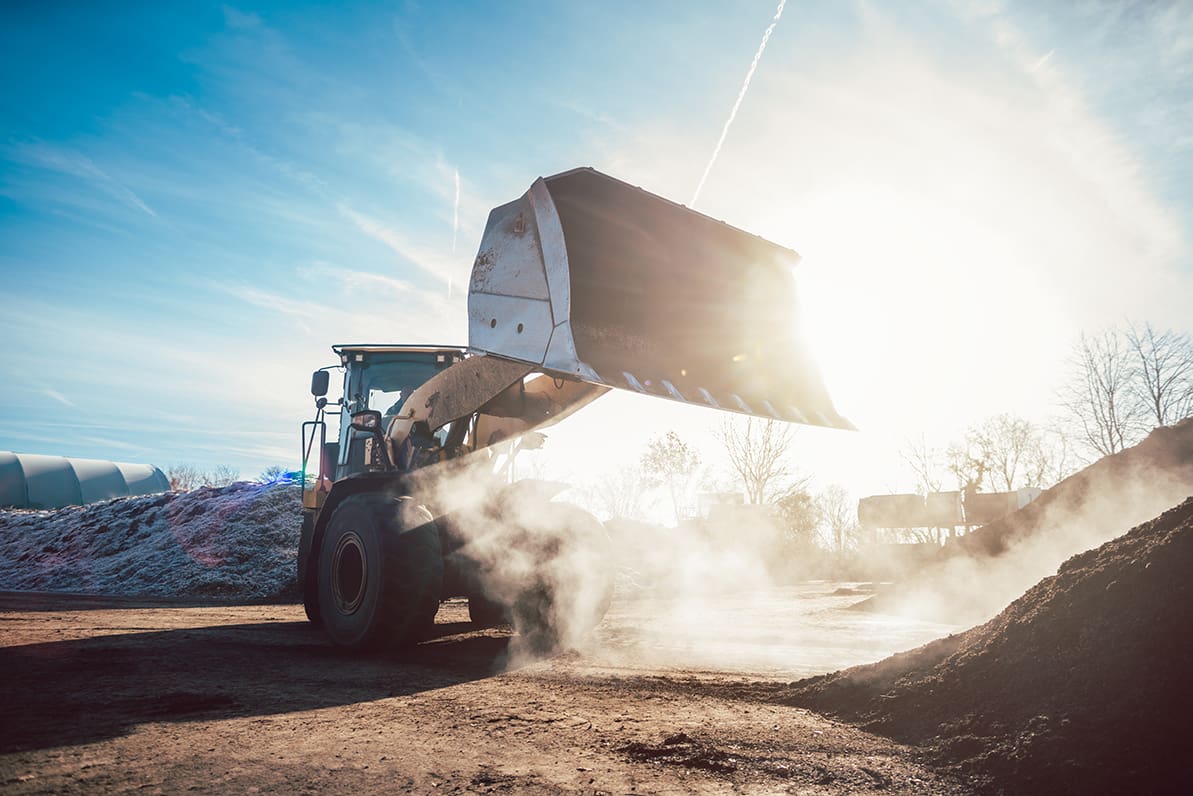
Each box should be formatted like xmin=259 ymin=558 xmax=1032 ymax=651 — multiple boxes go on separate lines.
xmin=690 ymin=0 xmax=787 ymax=207
xmin=298 ymin=262 xmax=415 ymax=297
xmin=218 ymin=284 xmax=320 ymax=333
xmin=1029 ymin=49 xmax=1054 ymax=73
xmin=171 ymin=95 xmax=330 ymax=195
xmin=966 ymin=3 xmax=1187 ymax=269
xmin=222 ymin=6 xmax=263 ymax=30
xmin=78 ymin=435 xmax=143 ymax=452
xmin=44 ymin=389 xmax=75 ymax=407
xmin=337 ymin=201 xmax=464 ymax=286
xmin=10 ymin=142 xmax=159 ymax=219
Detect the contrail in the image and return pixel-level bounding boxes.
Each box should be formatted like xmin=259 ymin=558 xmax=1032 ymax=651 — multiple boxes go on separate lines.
xmin=452 ymin=167 xmax=461 ymax=253
xmin=690 ymin=0 xmax=787 ymax=208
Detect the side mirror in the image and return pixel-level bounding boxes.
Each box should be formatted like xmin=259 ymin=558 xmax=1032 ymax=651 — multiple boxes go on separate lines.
xmin=311 ymin=370 xmax=330 ymax=397
xmin=350 ymin=410 xmax=384 ymax=434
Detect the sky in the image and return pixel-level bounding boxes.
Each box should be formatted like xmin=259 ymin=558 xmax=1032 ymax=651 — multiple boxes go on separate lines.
xmin=1 ymin=1 xmax=1191 ymax=512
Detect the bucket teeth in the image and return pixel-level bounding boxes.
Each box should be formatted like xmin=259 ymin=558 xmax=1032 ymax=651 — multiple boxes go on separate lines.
xmin=661 ymin=380 xmax=685 ymax=402
xmin=621 ymin=371 xmax=647 ymax=393
xmin=697 ymin=388 xmax=721 ymax=409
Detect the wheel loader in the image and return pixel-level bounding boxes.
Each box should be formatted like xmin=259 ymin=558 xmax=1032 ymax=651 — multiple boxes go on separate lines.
xmin=298 ymin=167 xmax=852 ymax=652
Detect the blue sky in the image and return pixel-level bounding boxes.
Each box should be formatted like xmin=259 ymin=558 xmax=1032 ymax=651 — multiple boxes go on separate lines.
xmin=1 ymin=1 xmax=1190 ymax=499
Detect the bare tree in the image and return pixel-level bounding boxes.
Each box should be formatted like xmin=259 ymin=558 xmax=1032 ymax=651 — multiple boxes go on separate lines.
xmin=1061 ymin=328 xmax=1146 ymax=458
xmin=167 ymin=464 xmax=201 ymax=491
xmin=1126 ymin=321 xmax=1193 ymax=427
xmin=714 ymin=417 xmax=795 ymax=504
xmin=208 ymin=465 xmax=240 ymax=487
xmin=1037 ymin=425 xmax=1076 ymax=487
xmin=900 ymin=434 xmax=952 ymax=493
xmin=816 ymin=484 xmax=860 ymax=552
xmin=944 ymin=438 xmax=988 ymax=492
xmin=590 ymin=465 xmax=647 ymax=521
xmin=167 ymin=463 xmax=241 ymax=491
xmin=970 ymin=413 xmax=1069 ymax=491
xmin=257 ymin=465 xmax=289 ymax=484
xmin=773 ymin=484 xmax=821 ymax=549
xmin=641 ymin=431 xmax=701 ymax=523
xmin=947 ymin=414 xmax=1075 ymax=492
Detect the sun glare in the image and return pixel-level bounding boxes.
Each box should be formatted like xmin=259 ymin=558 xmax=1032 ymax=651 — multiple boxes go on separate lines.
xmin=789 ymin=182 xmax=1059 ymax=442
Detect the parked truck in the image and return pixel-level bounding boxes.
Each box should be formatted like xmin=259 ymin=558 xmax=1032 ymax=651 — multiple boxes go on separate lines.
xmin=298 ymin=167 xmax=851 ymax=652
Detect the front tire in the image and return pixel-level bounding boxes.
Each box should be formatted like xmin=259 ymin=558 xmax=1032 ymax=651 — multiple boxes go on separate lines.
xmin=316 ymin=493 xmax=442 ymax=650
xmin=465 ymin=502 xmax=614 ymax=652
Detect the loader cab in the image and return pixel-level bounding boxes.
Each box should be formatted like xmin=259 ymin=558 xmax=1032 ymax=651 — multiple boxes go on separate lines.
xmin=308 ymin=345 xmax=466 ymax=486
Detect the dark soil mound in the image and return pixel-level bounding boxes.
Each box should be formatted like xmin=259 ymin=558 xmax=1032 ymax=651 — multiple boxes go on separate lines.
xmin=859 ymin=419 xmax=1193 ymax=624
xmin=784 ymin=497 xmax=1193 ymax=794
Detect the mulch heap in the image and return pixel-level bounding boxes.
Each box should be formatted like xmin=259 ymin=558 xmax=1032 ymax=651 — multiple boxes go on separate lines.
xmin=0 ymin=481 xmax=302 ymax=601
xmin=783 ymin=497 xmax=1193 ymax=795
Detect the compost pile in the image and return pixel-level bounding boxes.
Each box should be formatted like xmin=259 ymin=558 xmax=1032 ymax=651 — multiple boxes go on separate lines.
xmin=861 ymin=419 xmax=1193 ymax=624
xmin=0 ymin=482 xmax=301 ymax=600
xmin=784 ymin=497 xmax=1193 ymax=794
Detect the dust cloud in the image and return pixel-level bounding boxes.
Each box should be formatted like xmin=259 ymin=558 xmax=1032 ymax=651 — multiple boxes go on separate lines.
xmin=421 ymin=467 xmax=614 ymax=665
xmin=588 ymin=510 xmax=955 ymax=678
xmin=860 ymin=419 xmax=1193 ymax=627
xmin=432 ymin=458 xmax=953 ymax=675
xmin=436 ymin=420 xmax=1191 ymax=675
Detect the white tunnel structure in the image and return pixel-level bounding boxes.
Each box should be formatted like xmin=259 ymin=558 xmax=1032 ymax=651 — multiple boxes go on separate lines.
xmin=0 ymin=451 xmax=170 ymax=510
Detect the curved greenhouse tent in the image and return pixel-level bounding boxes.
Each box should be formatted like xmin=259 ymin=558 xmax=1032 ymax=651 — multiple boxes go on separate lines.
xmin=0 ymin=452 xmax=169 ymax=510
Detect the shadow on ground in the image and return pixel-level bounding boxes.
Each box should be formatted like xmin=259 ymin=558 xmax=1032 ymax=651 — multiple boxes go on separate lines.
xmin=0 ymin=607 xmax=513 ymax=753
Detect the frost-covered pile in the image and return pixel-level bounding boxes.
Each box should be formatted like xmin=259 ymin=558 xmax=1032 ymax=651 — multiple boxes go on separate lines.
xmin=0 ymin=482 xmax=302 ymax=600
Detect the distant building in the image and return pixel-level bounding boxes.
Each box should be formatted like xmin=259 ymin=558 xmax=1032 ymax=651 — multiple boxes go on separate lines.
xmin=857 ymin=488 xmax=1043 ymax=541
xmin=0 ymin=452 xmax=169 ymax=510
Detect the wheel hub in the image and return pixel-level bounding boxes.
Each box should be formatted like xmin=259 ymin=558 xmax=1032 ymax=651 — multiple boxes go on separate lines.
xmin=331 ymin=532 xmax=367 ymax=614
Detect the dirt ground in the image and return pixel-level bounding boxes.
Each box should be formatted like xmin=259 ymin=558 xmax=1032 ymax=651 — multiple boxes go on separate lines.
xmin=0 ymin=592 xmax=970 ymax=795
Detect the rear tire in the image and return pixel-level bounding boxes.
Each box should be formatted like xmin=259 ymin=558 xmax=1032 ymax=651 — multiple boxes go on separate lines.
xmin=467 ymin=502 xmax=614 ymax=652
xmin=316 ymin=493 xmax=442 ymax=650
xmin=516 ymin=503 xmax=614 ymax=653
xmin=467 ymin=591 xmax=510 ymax=627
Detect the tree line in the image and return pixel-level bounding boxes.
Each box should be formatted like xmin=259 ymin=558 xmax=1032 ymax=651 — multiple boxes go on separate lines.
xmin=592 ymin=318 xmax=1192 ymax=554
xmin=905 ymin=320 xmax=1192 ymax=498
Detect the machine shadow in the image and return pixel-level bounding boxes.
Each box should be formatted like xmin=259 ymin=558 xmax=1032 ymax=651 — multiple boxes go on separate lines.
xmin=0 ymin=616 xmax=515 ymax=754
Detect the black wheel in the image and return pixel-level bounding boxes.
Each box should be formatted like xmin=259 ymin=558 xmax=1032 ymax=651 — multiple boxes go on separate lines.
xmin=316 ymin=493 xmax=442 ymax=650
xmin=468 ymin=502 xmax=613 ymax=652
xmin=517 ymin=503 xmax=614 ymax=653
xmin=467 ymin=591 xmax=510 ymax=627
xmin=303 ymin=565 xmax=321 ymax=626
xmin=299 ymin=510 xmax=322 ymax=626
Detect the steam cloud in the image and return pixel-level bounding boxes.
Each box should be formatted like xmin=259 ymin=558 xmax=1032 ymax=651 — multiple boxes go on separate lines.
xmin=690 ymin=0 xmax=788 ymax=208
